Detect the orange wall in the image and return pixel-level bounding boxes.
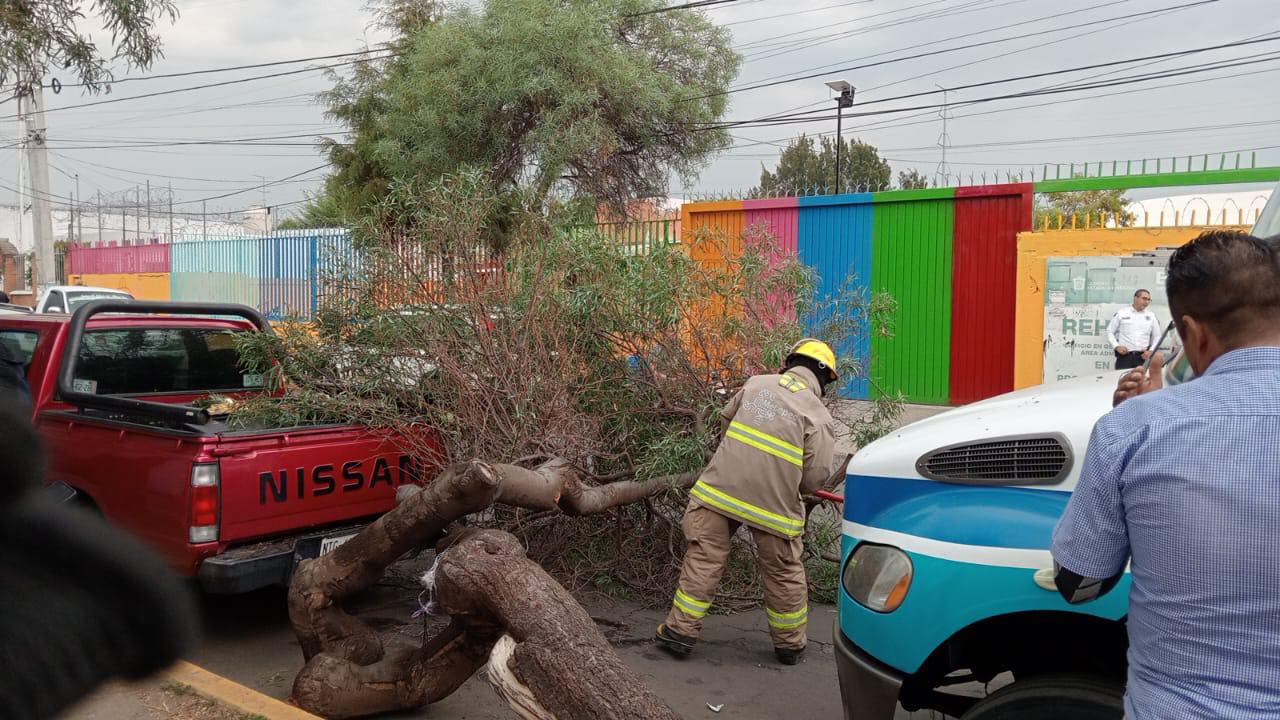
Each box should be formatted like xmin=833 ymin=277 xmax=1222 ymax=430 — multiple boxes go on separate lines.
xmin=67 ymin=272 xmax=171 ymax=301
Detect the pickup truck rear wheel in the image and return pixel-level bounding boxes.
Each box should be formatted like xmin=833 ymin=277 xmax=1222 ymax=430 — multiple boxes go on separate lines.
xmin=960 ymin=675 xmax=1123 ymax=720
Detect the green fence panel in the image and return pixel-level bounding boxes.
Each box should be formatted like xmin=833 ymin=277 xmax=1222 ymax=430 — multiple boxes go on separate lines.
xmin=870 ymin=192 xmax=956 ymax=405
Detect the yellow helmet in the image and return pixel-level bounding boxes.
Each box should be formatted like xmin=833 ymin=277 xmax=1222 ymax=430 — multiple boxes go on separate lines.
xmin=787 ymin=338 xmax=838 ymax=381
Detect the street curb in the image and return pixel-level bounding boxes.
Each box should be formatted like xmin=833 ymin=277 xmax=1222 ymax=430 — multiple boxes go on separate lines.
xmin=164 ymin=660 xmax=321 ymax=719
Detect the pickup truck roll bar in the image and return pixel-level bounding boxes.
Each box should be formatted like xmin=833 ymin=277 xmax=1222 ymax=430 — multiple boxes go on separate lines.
xmin=57 ymin=300 xmax=271 ymax=426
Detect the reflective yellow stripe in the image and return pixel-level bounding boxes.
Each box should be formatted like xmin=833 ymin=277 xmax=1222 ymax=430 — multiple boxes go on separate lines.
xmin=767 ymin=606 xmax=808 ymax=629
xmin=690 ymin=481 xmax=804 ymax=537
xmin=729 ymin=421 xmax=803 ymax=456
xmin=673 ymin=589 xmax=710 ymax=618
xmin=726 ymin=431 xmax=804 ymax=467
xmin=779 ymin=374 xmax=807 ymax=392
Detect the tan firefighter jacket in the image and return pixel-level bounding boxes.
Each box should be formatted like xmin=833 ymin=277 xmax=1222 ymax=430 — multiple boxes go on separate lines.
xmin=690 ymin=365 xmax=836 ymax=539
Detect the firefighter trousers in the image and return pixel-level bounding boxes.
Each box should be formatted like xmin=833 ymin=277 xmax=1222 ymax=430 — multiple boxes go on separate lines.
xmin=664 ymin=505 xmax=808 ymax=650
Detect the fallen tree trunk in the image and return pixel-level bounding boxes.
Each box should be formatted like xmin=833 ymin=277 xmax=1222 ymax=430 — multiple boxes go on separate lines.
xmin=288 ymin=455 xmax=847 ymax=718
xmin=289 ymin=460 xmax=690 ymax=719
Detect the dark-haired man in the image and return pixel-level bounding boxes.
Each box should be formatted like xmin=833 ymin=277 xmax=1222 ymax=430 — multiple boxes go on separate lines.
xmin=1052 ymin=229 xmax=1280 ymax=719
xmin=1106 ymin=288 xmax=1161 ymax=369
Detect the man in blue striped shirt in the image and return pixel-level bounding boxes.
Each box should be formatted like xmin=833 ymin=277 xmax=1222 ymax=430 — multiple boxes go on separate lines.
xmin=1053 ymin=230 xmax=1280 ymax=718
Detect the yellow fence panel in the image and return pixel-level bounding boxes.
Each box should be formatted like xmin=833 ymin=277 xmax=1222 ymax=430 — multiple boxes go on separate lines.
xmin=67 ymin=272 xmax=171 ymax=302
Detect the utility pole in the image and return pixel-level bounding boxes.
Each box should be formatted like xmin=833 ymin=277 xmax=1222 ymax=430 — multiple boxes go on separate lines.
xmin=134 ymin=185 xmax=141 ymax=243
xmin=824 ymin=79 xmax=855 ymax=195
xmin=96 ymin=191 xmax=102 ymax=245
xmin=168 ymin=182 xmax=174 ymax=241
xmin=146 ymin=179 xmax=152 ymax=237
xmin=202 ymin=200 xmax=207 ymax=241
xmin=20 ymin=74 xmax=55 ymax=291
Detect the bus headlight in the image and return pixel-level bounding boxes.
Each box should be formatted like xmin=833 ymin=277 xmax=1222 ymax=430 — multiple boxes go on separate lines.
xmin=843 ymin=543 xmax=913 ymax=613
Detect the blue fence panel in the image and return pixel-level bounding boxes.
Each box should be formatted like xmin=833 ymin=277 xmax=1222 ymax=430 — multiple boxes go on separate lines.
xmin=171 ymin=237 xmax=262 ymax=309
xmin=798 ymin=194 xmax=875 ymax=399
xmin=170 ymin=229 xmax=352 ymax=320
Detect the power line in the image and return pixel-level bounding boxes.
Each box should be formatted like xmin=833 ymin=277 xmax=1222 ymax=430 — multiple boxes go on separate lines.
xmin=44 ymin=48 xmax=390 ymax=90
xmin=719 ymin=0 xmax=877 ymax=27
xmin=0 ymin=54 xmax=394 ymax=122
xmin=699 ymin=49 xmax=1280 ymax=132
xmin=733 ymin=0 xmax=954 ymax=51
xmin=172 ymin=164 xmax=332 ymax=206
xmin=627 ymin=0 xmax=746 ymax=17
xmin=744 ymin=0 xmax=1030 ymax=62
xmin=697 ymin=0 xmax=1218 ymax=100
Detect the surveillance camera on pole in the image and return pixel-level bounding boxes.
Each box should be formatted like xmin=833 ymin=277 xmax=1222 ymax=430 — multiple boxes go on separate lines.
xmin=825 ymin=79 xmax=856 ymax=195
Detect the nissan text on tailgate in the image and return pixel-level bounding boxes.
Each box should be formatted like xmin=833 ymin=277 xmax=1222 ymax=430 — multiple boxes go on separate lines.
xmin=0 ymin=300 xmax=439 ymax=593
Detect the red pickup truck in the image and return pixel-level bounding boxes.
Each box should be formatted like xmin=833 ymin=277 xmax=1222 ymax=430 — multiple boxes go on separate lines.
xmin=0 ymin=300 xmax=438 ymax=593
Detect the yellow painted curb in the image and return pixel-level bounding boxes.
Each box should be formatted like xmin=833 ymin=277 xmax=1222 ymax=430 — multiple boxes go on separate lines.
xmin=164 ymin=660 xmax=321 ymax=720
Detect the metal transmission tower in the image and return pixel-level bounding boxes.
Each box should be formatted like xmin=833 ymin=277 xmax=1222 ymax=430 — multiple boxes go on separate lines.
xmin=935 ymin=85 xmax=953 ymax=188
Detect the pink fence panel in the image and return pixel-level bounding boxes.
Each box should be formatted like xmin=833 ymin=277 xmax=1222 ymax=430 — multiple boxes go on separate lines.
xmin=743 ymin=198 xmax=800 ymax=326
xmin=68 ymin=243 xmax=171 ymax=275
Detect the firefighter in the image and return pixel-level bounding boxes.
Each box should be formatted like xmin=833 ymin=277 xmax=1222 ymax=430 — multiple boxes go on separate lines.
xmin=656 ymin=339 xmax=837 ymax=665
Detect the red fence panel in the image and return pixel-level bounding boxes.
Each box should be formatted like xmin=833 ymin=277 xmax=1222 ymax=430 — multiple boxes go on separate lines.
xmin=68 ymin=243 xmax=171 ymax=275
xmin=950 ymin=183 xmax=1033 ymax=405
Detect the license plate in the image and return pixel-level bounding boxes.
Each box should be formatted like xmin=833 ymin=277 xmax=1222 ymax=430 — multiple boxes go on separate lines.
xmin=319 ymin=532 xmax=357 ymax=555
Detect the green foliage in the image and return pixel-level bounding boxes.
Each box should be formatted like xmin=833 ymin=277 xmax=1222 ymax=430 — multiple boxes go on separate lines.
xmin=321 ymin=0 xmax=739 ymax=229
xmin=0 ymin=0 xmax=178 ymax=91
xmin=234 ymin=176 xmax=899 ymax=605
xmin=1035 ymin=187 xmax=1135 ymax=227
xmin=277 ymin=191 xmax=347 ymax=230
xmin=755 ymin=134 xmax=891 ymax=196
xmin=897 ymin=168 xmax=930 ymax=190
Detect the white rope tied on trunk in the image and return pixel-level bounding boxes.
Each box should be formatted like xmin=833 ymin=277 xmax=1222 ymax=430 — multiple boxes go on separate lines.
xmin=485 ymin=634 xmax=557 ymax=720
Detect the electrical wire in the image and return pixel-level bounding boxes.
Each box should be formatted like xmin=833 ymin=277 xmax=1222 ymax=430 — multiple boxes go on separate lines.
xmin=627 ymin=0 xmax=747 ymax=17
xmin=698 ymin=0 xmax=1219 ymax=100
xmin=719 ymin=0 xmax=877 ymax=27
xmin=46 ymin=49 xmax=391 ymax=90
xmin=697 ymin=38 xmax=1280 ymax=131
xmin=0 ymin=54 xmax=394 ymax=122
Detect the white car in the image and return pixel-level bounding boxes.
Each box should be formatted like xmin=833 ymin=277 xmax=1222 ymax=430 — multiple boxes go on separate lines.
xmin=36 ymin=285 xmax=133 ymax=314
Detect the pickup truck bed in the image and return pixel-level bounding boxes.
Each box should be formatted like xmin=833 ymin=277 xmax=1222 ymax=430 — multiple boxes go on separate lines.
xmin=2 ymin=300 xmax=439 ymax=593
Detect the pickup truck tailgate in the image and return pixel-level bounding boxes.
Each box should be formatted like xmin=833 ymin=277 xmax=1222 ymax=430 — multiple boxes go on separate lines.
xmin=212 ymin=425 xmax=431 ymax=543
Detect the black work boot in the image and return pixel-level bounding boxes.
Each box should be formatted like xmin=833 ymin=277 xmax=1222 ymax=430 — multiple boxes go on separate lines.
xmin=775 ymin=645 xmax=806 ymax=665
xmin=655 ymin=624 xmax=696 ymax=657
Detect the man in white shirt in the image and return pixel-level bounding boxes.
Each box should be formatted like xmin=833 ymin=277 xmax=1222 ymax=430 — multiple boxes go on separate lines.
xmin=1106 ymin=288 xmax=1161 ymax=369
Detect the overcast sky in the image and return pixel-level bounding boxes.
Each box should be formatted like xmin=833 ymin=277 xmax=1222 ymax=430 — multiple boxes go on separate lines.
xmin=7 ymin=0 xmax=1280 ymax=218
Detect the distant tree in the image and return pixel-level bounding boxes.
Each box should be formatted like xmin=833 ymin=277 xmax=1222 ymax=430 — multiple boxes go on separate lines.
xmin=320 ymin=0 xmax=739 ymax=232
xmin=0 ymin=1 xmax=178 ymax=93
xmin=897 ymin=169 xmax=930 ymax=190
xmin=1035 ymin=187 xmax=1135 ymax=228
xmin=755 ymin=135 xmax=890 ymax=196
xmin=277 ymin=192 xmax=346 ymax=230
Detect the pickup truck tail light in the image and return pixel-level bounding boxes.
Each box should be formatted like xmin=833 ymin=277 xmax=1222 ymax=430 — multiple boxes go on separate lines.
xmin=189 ymin=462 xmax=220 ymax=544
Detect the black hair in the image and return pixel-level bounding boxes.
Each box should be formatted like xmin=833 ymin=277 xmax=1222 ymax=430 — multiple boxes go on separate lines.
xmin=1134 ymin=289 xmax=1150 ymax=298
xmin=1165 ymin=229 xmax=1280 ymax=346
xmin=784 ymin=354 xmax=834 ymax=388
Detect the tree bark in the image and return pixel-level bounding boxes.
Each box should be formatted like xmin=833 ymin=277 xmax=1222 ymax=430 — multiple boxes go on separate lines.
xmin=433 ymin=529 xmax=680 ymax=720
xmin=289 ymin=459 xmax=692 ymax=719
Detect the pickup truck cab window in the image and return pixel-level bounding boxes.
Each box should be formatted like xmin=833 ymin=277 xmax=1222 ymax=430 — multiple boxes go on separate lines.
xmin=74 ymin=327 xmax=262 ymax=396
xmin=0 ymin=330 xmax=39 ymax=365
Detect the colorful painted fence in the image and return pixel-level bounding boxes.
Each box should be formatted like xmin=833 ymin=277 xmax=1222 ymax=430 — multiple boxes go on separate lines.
xmin=170 ymin=230 xmax=355 ymax=319
xmin=67 ymin=242 xmax=170 ymax=275
xmin=66 ymin=272 xmax=170 ymax=301
xmin=684 ymin=185 xmax=1030 ymax=405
